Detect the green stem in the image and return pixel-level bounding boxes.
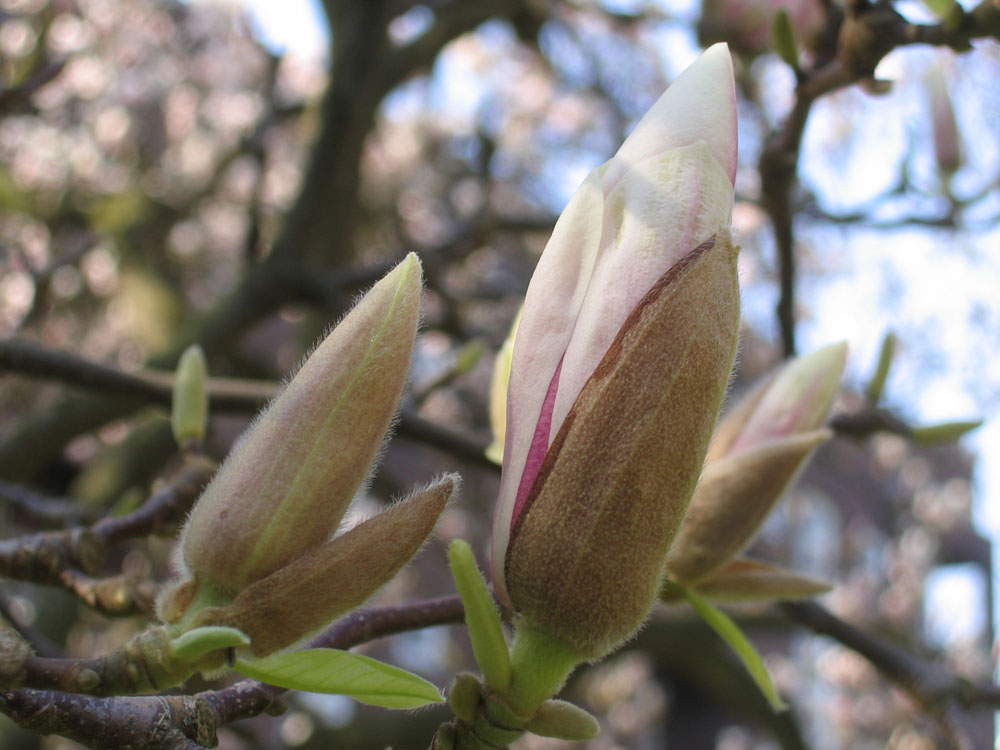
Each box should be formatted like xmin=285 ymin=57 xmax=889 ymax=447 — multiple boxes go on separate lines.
xmin=503 ymin=619 xmax=581 ymax=719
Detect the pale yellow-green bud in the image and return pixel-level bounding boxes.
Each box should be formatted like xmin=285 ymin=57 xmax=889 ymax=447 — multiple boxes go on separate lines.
xmin=171 ymin=345 xmax=208 ymax=445
xmin=179 ymin=254 xmax=423 ymax=595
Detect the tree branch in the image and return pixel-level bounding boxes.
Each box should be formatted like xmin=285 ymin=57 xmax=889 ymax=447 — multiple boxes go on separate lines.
xmin=779 ymin=600 xmax=1000 ymax=748
xmin=2 ymin=595 xmax=465 ymax=748
xmin=758 ymin=0 xmax=1000 ymax=357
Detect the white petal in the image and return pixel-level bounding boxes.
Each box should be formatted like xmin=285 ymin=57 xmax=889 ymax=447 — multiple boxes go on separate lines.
xmin=491 ymin=166 xmax=606 ymax=601
xmin=603 ymin=43 xmax=737 ymax=193
xmin=552 ymin=142 xmax=734 ymax=431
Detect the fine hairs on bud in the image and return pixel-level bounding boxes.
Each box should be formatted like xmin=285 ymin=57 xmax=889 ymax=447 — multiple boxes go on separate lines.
xmin=195 ymin=473 xmax=459 ymax=656
xmin=342 ymin=473 xmax=462 ymax=542
xmin=166 ymin=254 xmax=424 ymax=622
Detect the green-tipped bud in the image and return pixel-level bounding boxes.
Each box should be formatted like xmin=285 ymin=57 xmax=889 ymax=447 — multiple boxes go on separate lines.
xmin=178 ymin=254 xmax=423 ymax=596
xmin=524 ymin=699 xmax=600 ymax=741
xmin=171 ymin=345 xmax=208 ymax=445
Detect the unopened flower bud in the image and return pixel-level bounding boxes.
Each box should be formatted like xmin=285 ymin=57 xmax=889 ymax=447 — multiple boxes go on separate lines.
xmin=492 ymin=45 xmax=741 ymax=660
xmin=181 ymin=254 xmax=423 ymax=594
xmin=666 ymin=343 xmax=846 ymax=588
xmin=159 ymin=255 xmax=455 ymax=656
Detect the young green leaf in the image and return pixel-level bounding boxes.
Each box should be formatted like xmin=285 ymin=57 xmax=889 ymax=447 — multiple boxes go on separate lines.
xmin=234 ymin=648 xmax=442 ymax=708
xmin=772 ymin=9 xmax=799 ymax=72
xmin=684 ymin=589 xmax=787 ymax=711
xmin=170 ymin=626 xmax=250 ymax=663
xmin=448 ymin=539 xmax=511 ymax=691
xmin=910 ymin=419 xmax=983 ymax=445
xmin=865 ymin=330 xmax=896 ymax=404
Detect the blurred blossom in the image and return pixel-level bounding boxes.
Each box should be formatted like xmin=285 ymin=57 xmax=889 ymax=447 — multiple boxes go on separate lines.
xmin=700 ymin=0 xmax=825 ymax=58
xmin=0 ymin=271 xmax=35 ymax=329
xmin=65 ymin=55 xmax=111 ymax=99
xmin=80 ymin=245 xmax=119 ymax=296
xmin=0 ymin=17 xmax=38 ymax=57
xmin=48 ymin=13 xmax=97 ymax=54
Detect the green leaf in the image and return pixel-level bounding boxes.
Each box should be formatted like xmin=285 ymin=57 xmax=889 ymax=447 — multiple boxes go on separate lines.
xmin=684 ymin=590 xmax=787 ymax=711
xmin=449 ymin=539 xmax=512 ymax=691
xmin=865 ymin=330 xmax=896 ymax=404
xmin=910 ymin=419 xmax=983 ymax=445
xmin=918 ymin=0 xmax=961 ymax=27
xmin=170 ymin=626 xmax=250 ymax=662
xmin=454 ymin=339 xmax=487 ymax=375
xmin=234 ymin=648 xmax=443 ymax=709
xmin=772 ymin=9 xmax=799 ymax=71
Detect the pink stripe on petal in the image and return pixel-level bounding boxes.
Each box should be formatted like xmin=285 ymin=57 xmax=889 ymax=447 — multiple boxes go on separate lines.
xmin=510 ymin=358 xmax=563 ymax=533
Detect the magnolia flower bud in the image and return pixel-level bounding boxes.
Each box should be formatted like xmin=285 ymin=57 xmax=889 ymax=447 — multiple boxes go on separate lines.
xmin=491 ymin=44 xmax=740 ymax=660
xmin=182 ymin=254 xmax=423 ymax=593
xmin=159 ymin=254 xmax=455 ymax=655
xmin=665 ymin=342 xmax=847 ymax=587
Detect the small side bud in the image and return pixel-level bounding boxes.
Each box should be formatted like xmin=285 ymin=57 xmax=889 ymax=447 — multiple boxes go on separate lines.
xmin=865 ymin=330 xmax=896 ymax=404
xmin=448 ymin=673 xmax=483 ymax=724
xmin=772 ymin=9 xmax=800 ymax=72
xmin=171 ymin=345 xmax=209 ymax=445
xmin=169 ymin=626 xmax=250 ymax=663
xmin=524 ymin=699 xmax=600 ymax=741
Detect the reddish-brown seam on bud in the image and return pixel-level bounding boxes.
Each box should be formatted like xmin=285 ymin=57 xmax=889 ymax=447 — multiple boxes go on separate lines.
xmin=504 ymin=231 xmax=740 ymax=659
xmin=666 ymin=428 xmax=831 ymax=584
xmin=195 ymin=475 xmax=457 ymax=656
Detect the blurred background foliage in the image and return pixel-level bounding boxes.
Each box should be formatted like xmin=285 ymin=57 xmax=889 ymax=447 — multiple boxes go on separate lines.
xmin=0 ymin=0 xmax=997 ymax=748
